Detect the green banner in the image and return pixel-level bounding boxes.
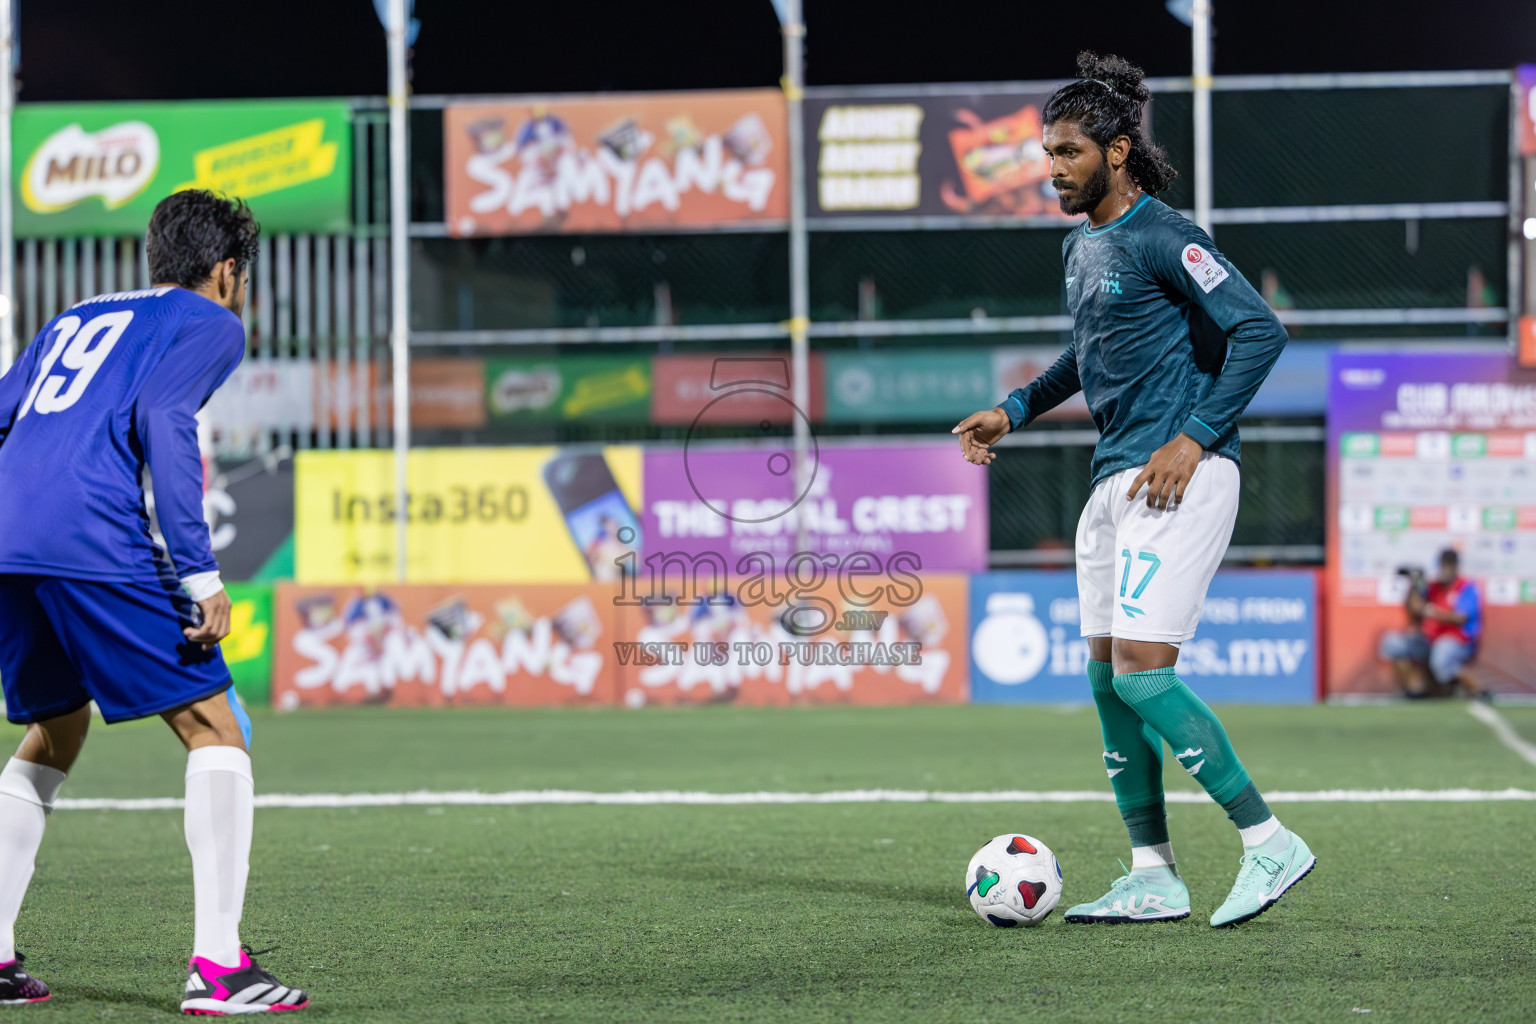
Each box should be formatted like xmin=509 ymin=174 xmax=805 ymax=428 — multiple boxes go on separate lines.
xmin=224 ymin=582 xmax=274 ymax=706
xmin=824 ymin=349 xmax=995 ymax=423
xmin=14 ymin=101 xmax=352 ymax=238
xmin=486 ymin=356 xmax=652 ymax=423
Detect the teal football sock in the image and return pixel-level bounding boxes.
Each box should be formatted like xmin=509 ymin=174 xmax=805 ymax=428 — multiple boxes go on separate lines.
xmin=1088 ymin=660 xmax=1169 ymax=849
xmin=1112 ymin=667 xmax=1271 ymax=827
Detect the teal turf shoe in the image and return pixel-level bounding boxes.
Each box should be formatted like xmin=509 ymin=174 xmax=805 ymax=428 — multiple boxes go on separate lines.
xmin=1064 ymin=864 xmax=1191 ymax=923
xmin=1210 ymin=828 xmax=1316 ymax=927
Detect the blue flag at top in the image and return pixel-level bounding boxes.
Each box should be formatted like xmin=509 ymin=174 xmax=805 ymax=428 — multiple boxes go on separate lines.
xmin=372 ymin=0 xmax=421 ymax=46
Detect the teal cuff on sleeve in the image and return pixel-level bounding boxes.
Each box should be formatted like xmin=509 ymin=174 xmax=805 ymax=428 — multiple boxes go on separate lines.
xmin=1003 ymin=394 xmax=1027 ymax=432
xmin=1180 ymin=413 xmax=1222 ymax=449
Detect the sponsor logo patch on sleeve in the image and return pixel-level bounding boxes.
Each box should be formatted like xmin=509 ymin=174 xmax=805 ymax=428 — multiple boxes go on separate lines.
xmin=1180 ymin=243 xmax=1229 ymax=293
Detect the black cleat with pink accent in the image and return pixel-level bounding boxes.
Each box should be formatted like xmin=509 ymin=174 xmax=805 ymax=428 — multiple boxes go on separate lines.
xmin=0 ymin=953 xmax=51 ymax=1005
xmin=181 ymin=945 xmax=308 ymax=1015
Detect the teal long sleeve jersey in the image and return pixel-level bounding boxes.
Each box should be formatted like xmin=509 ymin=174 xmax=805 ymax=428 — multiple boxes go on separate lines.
xmin=1001 ymin=194 xmax=1288 ymax=488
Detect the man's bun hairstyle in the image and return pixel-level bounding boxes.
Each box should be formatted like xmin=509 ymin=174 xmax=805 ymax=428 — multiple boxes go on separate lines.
xmin=145 ymin=189 xmax=261 ymax=289
xmin=1042 ymin=51 xmax=1177 ymax=196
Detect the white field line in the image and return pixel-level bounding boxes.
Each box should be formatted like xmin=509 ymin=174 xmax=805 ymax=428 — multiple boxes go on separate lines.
xmin=1468 ymin=701 xmax=1536 ymax=768
xmin=51 ymin=787 xmax=1536 ymax=812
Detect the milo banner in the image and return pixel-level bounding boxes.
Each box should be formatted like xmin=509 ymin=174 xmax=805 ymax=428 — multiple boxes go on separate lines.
xmin=803 ymin=87 xmax=1089 ymax=222
xmin=1326 ymin=351 xmax=1536 ymax=695
xmin=294 ymin=446 xmax=643 ymax=585
xmin=14 ymin=101 xmax=352 ymax=237
xmin=487 ymin=356 xmax=651 ymax=424
xmin=444 ymin=90 xmax=788 ymax=236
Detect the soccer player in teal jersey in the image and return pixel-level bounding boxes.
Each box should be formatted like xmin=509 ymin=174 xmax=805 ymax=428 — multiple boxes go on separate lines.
xmin=954 ymin=52 xmax=1314 ymax=927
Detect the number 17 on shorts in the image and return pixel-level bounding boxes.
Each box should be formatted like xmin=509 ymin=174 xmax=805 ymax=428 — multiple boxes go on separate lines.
xmin=1074 ymin=453 xmax=1240 ymax=644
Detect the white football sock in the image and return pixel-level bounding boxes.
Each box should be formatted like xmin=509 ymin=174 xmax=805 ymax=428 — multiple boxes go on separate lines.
xmin=0 ymin=758 xmax=66 ymax=963
xmin=185 ymin=746 xmax=253 ymax=968
xmin=1130 ymin=842 xmax=1177 ymax=872
xmin=1239 ymin=815 xmax=1283 ymax=849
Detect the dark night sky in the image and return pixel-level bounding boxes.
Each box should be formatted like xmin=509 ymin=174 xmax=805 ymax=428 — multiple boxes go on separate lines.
xmin=17 ymin=0 xmax=1536 ymax=101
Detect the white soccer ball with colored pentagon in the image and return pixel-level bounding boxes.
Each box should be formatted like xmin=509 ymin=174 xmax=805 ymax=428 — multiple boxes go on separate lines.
xmin=965 ymin=833 xmax=1062 ymax=927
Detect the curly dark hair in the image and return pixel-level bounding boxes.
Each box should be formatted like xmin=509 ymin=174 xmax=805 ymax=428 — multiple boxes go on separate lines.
xmin=1042 ymin=51 xmax=1178 ymax=196
xmin=145 ymin=189 xmax=261 ymax=288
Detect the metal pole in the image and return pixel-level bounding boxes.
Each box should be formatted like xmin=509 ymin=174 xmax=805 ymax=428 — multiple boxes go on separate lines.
xmin=781 ymin=0 xmax=811 ymax=553
xmin=386 ymin=0 xmax=410 ymax=581
xmin=0 ymin=1 xmax=15 ymax=373
xmin=1191 ymin=0 xmax=1214 ymax=236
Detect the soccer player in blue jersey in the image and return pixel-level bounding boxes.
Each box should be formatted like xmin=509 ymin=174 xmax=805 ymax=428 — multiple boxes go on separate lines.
xmin=954 ymin=53 xmax=1314 ymax=927
xmin=0 ymin=190 xmax=308 ymax=1011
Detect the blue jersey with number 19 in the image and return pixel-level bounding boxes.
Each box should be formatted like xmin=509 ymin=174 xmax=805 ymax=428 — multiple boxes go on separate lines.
xmin=0 ymin=286 xmax=245 ymax=584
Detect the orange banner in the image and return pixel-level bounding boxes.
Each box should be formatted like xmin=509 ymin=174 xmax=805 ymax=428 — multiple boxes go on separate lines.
xmin=272 ymin=574 xmax=971 ymax=708
xmin=272 ymin=583 xmax=619 ymax=708
xmin=612 ymin=574 xmax=970 ymax=708
xmin=444 ymin=90 xmax=788 ymax=236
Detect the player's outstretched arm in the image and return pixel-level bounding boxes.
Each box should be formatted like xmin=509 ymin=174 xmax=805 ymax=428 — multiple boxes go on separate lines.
xmin=955 ymin=341 xmax=1083 ymax=465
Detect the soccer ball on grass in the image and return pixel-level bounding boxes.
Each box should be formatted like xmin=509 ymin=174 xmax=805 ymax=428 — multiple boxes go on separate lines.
xmin=965 ymin=833 xmax=1062 ymax=927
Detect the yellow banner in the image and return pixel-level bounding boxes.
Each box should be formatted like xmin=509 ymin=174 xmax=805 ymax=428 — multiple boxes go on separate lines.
xmin=175 ymin=118 xmax=338 ymax=199
xmin=295 ymin=447 xmax=643 ymax=584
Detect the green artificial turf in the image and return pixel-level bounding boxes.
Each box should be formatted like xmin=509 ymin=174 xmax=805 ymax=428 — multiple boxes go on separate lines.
xmin=0 ymin=703 xmax=1531 ymax=1023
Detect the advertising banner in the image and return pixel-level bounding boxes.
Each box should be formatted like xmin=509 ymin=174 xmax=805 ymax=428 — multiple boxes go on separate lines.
xmin=444 ymin=90 xmax=788 ymax=237
xmin=968 ymin=570 xmax=1319 ymax=703
xmin=206 ymin=457 xmax=295 ymax=581
xmin=613 ymin=574 xmax=969 ymax=707
xmin=203 ymin=358 xmax=486 ymax=451
xmin=1326 ymin=351 xmax=1536 ymax=694
xmin=825 ymin=349 xmax=995 ymax=423
xmin=487 ymin=356 xmax=651 ymax=424
xmin=1518 ymin=65 xmax=1536 ymax=157
xmin=272 ymin=583 xmax=618 ymax=709
xmin=224 ymin=582 xmax=274 ymax=706
xmin=14 ymin=101 xmax=351 ymax=237
xmin=651 ymin=352 xmax=825 ymax=425
xmin=294 ymin=446 xmax=643 ymax=584
xmin=642 ymin=441 xmax=988 ymax=573
xmin=803 ymin=88 xmax=1081 ymax=223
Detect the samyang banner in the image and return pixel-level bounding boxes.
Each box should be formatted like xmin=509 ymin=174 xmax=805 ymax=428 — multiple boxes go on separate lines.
xmin=444 ymin=90 xmax=788 ymax=236
xmin=803 ymin=86 xmax=1092 ymax=223
xmin=14 ymin=100 xmax=352 ymax=237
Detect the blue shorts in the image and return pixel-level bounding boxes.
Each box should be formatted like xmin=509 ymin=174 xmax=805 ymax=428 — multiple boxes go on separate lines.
xmin=0 ymin=574 xmax=233 ymax=725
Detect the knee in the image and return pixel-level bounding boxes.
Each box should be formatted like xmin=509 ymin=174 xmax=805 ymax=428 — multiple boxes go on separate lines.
xmin=1428 ymin=641 xmax=1468 ymax=686
xmin=1378 ymin=631 xmax=1412 ymax=661
xmin=17 ymin=705 xmax=91 ymax=773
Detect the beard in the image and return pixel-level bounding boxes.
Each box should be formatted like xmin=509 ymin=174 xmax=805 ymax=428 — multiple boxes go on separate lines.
xmin=1054 ymin=159 xmax=1111 ymax=216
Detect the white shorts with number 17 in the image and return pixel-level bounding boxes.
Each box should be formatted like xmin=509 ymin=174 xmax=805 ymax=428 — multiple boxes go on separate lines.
xmin=1075 ymin=452 xmax=1240 ymax=644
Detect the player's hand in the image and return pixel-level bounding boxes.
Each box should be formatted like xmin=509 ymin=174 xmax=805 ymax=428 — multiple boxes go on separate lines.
xmin=952 ymin=408 xmax=1011 ymax=465
xmin=184 ymin=590 xmax=232 ymax=650
xmin=1127 ymin=433 xmax=1204 ymax=510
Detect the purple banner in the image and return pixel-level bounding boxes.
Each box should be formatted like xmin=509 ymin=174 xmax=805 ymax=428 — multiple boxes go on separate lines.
xmin=642 ymin=441 xmax=989 ymax=572
xmin=1327 ymin=350 xmax=1534 ymax=434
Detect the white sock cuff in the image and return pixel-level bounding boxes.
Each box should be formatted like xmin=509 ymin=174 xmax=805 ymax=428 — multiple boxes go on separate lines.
xmin=1239 ymin=815 xmax=1283 ymax=848
xmin=0 ymin=758 xmax=67 ymax=812
xmin=1130 ymin=842 xmax=1176 ymax=870
xmin=185 ymin=746 xmax=252 ymax=783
